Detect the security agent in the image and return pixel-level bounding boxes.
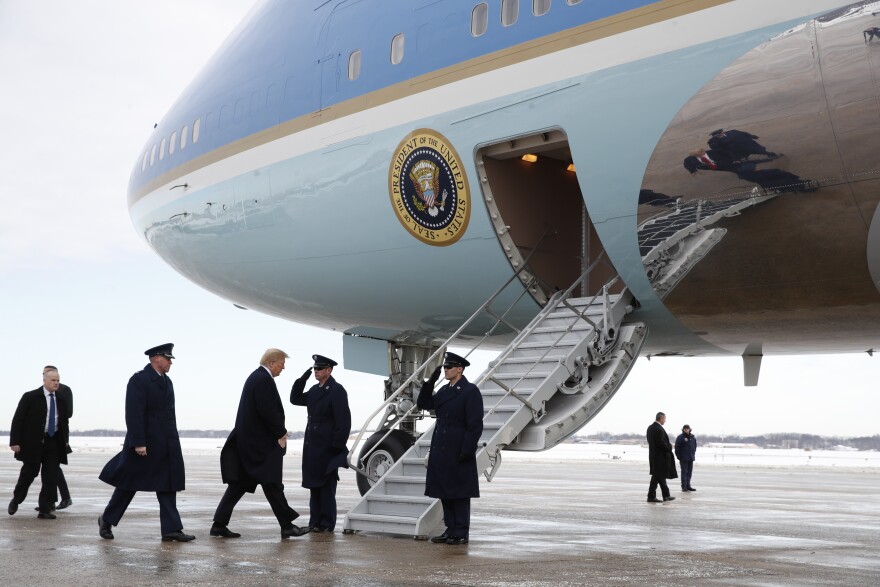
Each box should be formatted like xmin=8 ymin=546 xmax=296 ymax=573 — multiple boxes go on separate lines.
xmin=97 ymin=343 xmax=195 ymax=542
xmin=417 ymin=352 xmax=484 ymax=545
xmin=36 ymin=365 xmax=74 ymax=512
xmin=290 ymin=354 xmax=351 ymax=532
xmin=8 ymin=368 xmax=70 ymax=519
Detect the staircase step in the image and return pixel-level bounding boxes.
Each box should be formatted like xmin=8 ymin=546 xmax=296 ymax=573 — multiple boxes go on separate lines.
xmin=365 ymin=495 xmax=434 ymax=517
xmin=346 ymin=512 xmax=421 ymax=535
xmin=384 ymin=476 xmax=426 ymax=495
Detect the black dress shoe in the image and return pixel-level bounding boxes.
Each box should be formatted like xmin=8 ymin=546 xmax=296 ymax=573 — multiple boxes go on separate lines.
xmin=210 ymin=524 xmax=241 ymax=538
xmin=57 ymin=498 xmax=72 ymax=510
xmin=99 ymin=515 xmax=114 ymax=539
xmin=281 ymin=524 xmax=309 ymax=538
xmin=663 ymin=496 xmax=676 ymax=502
xmin=687 ymin=487 xmax=696 ymax=491
xmin=430 ymin=533 xmax=450 ymax=543
xmin=35 ymin=504 xmax=57 ymax=512
xmin=37 ymin=512 xmax=57 ymax=519
xmin=446 ymin=536 xmax=468 ymax=545
xmin=647 ymin=497 xmax=663 ymax=503
xmin=8 ymin=499 xmax=18 ymax=515
xmin=162 ymin=530 xmax=196 ymax=542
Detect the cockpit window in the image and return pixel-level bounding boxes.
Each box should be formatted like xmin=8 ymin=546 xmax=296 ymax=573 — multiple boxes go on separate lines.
xmin=502 ymin=0 xmax=518 ymax=26
xmin=566 ymin=0 xmax=582 ymax=5
xmin=193 ymin=118 xmax=201 ymax=144
xmin=180 ymin=125 xmax=188 ymax=150
xmin=471 ymin=4 xmax=488 ymax=37
xmin=142 ymin=150 xmax=148 ymax=171
xmin=159 ymin=138 xmax=166 ymax=160
xmin=150 ymin=144 xmax=157 ymax=166
xmin=169 ymin=131 xmax=177 ymax=155
xmin=533 ymin=0 xmax=551 ymax=16
xmin=348 ymin=50 xmax=362 ymax=80
xmin=391 ymin=33 xmax=405 ymax=65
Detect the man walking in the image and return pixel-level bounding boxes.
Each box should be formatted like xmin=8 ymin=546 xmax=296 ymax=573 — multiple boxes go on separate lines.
xmin=8 ymin=368 xmax=70 ymax=519
xmin=211 ymin=348 xmax=308 ymax=539
xmin=97 ymin=343 xmax=194 ymax=541
xmin=647 ymin=411 xmax=677 ymax=503
xmin=43 ymin=365 xmax=73 ymax=511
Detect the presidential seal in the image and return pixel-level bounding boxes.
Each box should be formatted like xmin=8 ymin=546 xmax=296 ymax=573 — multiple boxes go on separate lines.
xmin=389 ymin=129 xmax=470 ymax=246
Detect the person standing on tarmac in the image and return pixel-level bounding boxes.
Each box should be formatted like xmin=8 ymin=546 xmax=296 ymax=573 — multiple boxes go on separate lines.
xmin=417 ymin=352 xmax=484 ymax=545
xmin=290 ymin=354 xmax=351 ymax=533
xmin=675 ymin=424 xmax=697 ymax=492
xmin=647 ymin=411 xmax=677 ymax=503
xmin=43 ymin=365 xmax=73 ymax=512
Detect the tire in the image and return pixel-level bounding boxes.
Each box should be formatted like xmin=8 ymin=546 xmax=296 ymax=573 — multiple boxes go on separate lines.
xmin=356 ymin=429 xmax=416 ymax=496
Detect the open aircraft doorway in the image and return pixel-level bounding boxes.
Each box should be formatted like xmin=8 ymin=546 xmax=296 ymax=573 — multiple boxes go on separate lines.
xmin=476 ymin=129 xmax=617 ymax=304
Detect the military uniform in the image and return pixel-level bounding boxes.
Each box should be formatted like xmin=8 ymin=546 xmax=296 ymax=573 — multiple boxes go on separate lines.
xmin=417 ymin=352 xmax=483 ymax=544
xmin=290 ymin=355 xmax=351 ymax=531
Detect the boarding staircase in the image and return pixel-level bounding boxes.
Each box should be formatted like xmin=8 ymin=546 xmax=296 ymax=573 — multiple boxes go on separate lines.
xmin=343 ymin=256 xmax=647 ymax=538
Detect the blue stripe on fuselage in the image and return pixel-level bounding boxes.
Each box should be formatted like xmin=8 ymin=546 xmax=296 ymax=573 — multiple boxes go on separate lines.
xmin=129 ymin=0 xmax=661 ymax=196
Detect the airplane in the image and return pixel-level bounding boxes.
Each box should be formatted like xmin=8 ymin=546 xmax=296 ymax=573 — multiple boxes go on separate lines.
xmin=127 ymin=0 xmax=880 ymax=535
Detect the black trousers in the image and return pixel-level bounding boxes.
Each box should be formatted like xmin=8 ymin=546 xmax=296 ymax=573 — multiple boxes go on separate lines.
xmin=648 ymin=474 xmax=670 ymax=499
xmin=308 ymin=477 xmax=338 ymax=529
xmin=440 ymin=497 xmax=471 ymax=539
xmin=56 ymin=467 xmax=70 ymax=502
xmin=13 ymin=434 xmax=60 ymax=513
xmin=213 ymin=482 xmax=298 ymax=529
xmin=102 ymin=488 xmax=183 ymax=535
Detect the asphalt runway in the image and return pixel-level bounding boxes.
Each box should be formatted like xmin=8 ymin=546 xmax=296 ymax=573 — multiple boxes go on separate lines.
xmin=2 ymin=449 xmax=879 ymax=586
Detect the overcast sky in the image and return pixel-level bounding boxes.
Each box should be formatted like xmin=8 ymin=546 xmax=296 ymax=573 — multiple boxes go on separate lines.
xmin=1 ymin=1 xmax=877 ymax=440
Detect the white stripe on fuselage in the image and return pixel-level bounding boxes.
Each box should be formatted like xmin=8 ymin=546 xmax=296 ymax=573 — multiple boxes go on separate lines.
xmin=130 ymin=0 xmax=848 ymax=224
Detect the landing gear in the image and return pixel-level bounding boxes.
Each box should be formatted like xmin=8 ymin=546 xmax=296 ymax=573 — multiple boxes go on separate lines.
xmin=356 ymin=429 xmax=416 ymax=496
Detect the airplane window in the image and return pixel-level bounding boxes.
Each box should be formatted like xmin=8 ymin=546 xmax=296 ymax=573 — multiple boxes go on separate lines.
xmin=193 ymin=118 xmax=201 ymax=143
xmin=471 ymin=3 xmax=488 ymax=36
xmin=348 ymin=50 xmax=362 ymax=80
xmin=249 ymin=90 xmax=263 ymax=114
xmin=141 ymin=150 xmax=148 ymax=171
xmin=180 ymin=125 xmax=188 ymax=150
xmin=502 ymin=0 xmax=518 ymax=26
xmin=159 ymin=138 xmax=166 ymax=160
xmin=566 ymin=0 xmax=582 ymax=4
xmin=534 ymin=0 xmax=551 ymax=16
xmin=150 ymin=144 xmax=157 ymax=166
xmin=169 ymin=131 xmax=177 ymax=155
xmin=234 ymin=98 xmax=245 ymax=123
xmin=391 ymin=33 xmax=405 ymax=65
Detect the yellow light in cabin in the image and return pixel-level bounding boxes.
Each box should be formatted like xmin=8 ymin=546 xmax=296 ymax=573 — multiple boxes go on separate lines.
xmin=521 ymin=154 xmax=538 ymax=163
xmin=567 ymin=163 xmax=576 ymax=172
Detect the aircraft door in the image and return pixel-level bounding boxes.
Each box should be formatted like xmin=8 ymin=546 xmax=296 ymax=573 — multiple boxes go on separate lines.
xmin=476 ymin=129 xmax=618 ymax=304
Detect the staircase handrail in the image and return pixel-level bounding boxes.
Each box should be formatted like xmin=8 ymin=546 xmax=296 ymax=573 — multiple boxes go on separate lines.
xmin=348 ymin=229 xmax=553 ymax=471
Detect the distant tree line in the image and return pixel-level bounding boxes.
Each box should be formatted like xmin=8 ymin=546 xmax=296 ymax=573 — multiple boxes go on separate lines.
xmin=577 ymin=432 xmax=880 ymax=451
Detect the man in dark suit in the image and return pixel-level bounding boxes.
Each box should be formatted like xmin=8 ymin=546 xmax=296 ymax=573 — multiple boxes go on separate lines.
xmin=417 ymin=352 xmax=484 ymax=545
xmin=97 ymin=343 xmax=194 ymax=542
xmin=647 ymin=411 xmax=677 ymax=503
xmin=8 ymin=368 xmax=70 ymax=519
xmin=290 ymin=354 xmax=351 ymax=533
xmin=42 ymin=365 xmax=73 ymax=511
xmin=211 ymin=348 xmax=308 ymax=539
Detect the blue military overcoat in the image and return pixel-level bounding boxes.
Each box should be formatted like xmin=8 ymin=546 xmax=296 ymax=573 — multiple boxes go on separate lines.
xmin=674 ymin=432 xmax=697 ymax=462
xmin=417 ymin=375 xmax=483 ymax=499
xmin=290 ymin=375 xmax=351 ymax=487
xmin=99 ymin=364 xmax=185 ymax=492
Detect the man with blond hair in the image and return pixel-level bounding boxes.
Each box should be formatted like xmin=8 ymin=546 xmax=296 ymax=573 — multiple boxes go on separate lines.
xmin=211 ymin=348 xmax=308 ymax=539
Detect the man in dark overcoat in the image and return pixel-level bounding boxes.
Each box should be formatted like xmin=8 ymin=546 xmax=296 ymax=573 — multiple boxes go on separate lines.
xmin=8 ymin=368 xmax=70 ymax=519
xmin=417 ymin=352 xmax=483 ymax=545
xmin=647 ymin=411 xmax=677 ymax=503
xmin=97 ymin=343 xmax=194 ymax=541
xmin=211 ymin=348 xmax=308 ymax=539
xmin=290 ymin=354 xmax=351 ymax=532
xmin=43 ymin=365 xmax=73 ymax=511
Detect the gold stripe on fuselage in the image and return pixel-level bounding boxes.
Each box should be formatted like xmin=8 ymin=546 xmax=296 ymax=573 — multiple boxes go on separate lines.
xmin=130 ymin=0 xmax=731 ymax=204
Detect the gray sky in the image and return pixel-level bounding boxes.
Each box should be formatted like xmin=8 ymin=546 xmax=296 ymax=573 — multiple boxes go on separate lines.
xmin=1 ymin=1 xmax=877 ymax=439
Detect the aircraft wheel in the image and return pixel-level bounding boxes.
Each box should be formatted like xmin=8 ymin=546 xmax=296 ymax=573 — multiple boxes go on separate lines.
xmin=356 ymin=429 xmax=415 ymax=496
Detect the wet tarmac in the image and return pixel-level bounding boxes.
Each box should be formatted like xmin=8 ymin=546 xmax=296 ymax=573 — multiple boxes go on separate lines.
xmin=2 ymin=449 xmax=879 ymax=586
